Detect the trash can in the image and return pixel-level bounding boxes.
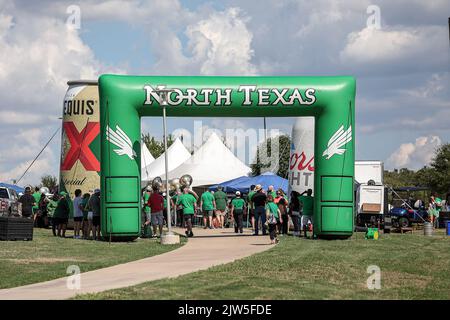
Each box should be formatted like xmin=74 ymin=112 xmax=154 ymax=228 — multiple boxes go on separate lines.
xmin=365 ymin=228 xmax=379 ymax=240
xmin=0 ymin=216 xmax=34 ymax=241
xmin=446 ymin=220 xmax=450 ymax=236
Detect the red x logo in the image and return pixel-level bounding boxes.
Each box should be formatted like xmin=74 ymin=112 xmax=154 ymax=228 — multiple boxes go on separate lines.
xmin=61 ymin=122 xmax=100 ymax=171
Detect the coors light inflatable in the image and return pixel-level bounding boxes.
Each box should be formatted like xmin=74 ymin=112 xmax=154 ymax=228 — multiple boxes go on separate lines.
xmin=289 ymin=117 xmax=314 ymax=195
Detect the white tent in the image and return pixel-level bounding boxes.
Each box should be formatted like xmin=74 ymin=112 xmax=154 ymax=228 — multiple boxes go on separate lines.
xmin=141 ymin=137 xmax=191 ymax=181
xmin=162 ymin=132 xmax=251 ymax=187
xmin=141 ymin=142 xmax=155 ymax=171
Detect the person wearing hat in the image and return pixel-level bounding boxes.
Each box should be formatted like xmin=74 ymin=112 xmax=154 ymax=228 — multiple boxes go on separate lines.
xmin=54 ymin=191 xmax=70 ymax=237
xmin=18 ymin=186 xmax=36 ymax=219
xmin=251 ymin=185 xmax=268 ymax=235
xmin=88 ymin=188 xmax=101 ymax=240
xmin=231 ymin=191 xmax=246 ymax=233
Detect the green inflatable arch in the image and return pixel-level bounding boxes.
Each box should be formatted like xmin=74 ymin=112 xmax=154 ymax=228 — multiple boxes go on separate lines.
xmin=99 ymin=75 xmax=355 ymax=240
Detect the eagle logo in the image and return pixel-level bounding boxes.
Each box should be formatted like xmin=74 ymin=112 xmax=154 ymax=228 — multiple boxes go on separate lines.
xmin=106 ymin=125 xmax=136 ymax=160
xmin=322 ymin=125 xmax=352 ymax=160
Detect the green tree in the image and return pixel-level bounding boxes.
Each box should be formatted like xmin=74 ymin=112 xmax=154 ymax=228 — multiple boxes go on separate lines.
xmin=40 ymin=175 xmax=58 ymax=190
xmin=251 ymin=135 xmax=291 ymax=178
xmin=428 ymin=143 xmax=450 ymax=194
xmin=384 ymin=142 xmax=450 ymax=196
xmin=142 ymin=133 xmax=174 ymax=159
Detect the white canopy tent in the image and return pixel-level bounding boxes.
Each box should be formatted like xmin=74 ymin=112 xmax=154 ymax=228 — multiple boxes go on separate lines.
xmin=162 ymin=132 xmax=251 ymax=187
xmin=141 ymin=142 xmax=155 ymax=171
xmin=141 ymin=137 xmax=191 ymax=182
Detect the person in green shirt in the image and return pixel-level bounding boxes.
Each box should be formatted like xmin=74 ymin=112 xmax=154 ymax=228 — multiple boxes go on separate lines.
xmin=214 ymin=186 xmax=227 ymax=229
xmin=201 ymin=190 xmax=216 ymax=229
xmin=299 ymin=189 xmax=314 ymax=238
xmin=46 ymin=193 xmax=59 ymax=236
xmin=266 ymin=194 xmax=282 ymax=244
xmin=177 ymin=188 xmax=198 ymax=237
xmin=32 ymin=187 xmax=41 ymax=225
xmin=267 ymin=185 xmax=277 ymax=199
xmin=143 ymin=188 xmax=151 ymax=226
xmin=172 ymin=192 xmax=183 ymax=227
xmin=231 ymin=191 xmax=246 ymax=233
xmin=430 ymin=194 xmax=442 ymax=228
xmin=54 ymin=191 xmax=70 ymax=238
xmin=247 ymin=185 xmax=256 ymax=231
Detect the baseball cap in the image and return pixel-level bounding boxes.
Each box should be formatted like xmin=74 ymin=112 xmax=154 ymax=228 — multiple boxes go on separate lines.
xmin=94 ymin=188 xmax=100 ymax=193
xmin=236 ymin=191 xmax=241 ymax=196
xmin=59 ymin=191 xmax=67 ymax=196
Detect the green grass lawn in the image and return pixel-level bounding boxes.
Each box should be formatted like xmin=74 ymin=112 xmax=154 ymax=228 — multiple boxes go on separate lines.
xmin=0 ymin=228 xmax=184 ymax=289
xmin=77 ymin=229 xmax=450 ymax=300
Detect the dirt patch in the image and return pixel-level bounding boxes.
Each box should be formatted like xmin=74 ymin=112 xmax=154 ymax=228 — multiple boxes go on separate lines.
xmin=6 ymin=258 xmax=86 ymax=265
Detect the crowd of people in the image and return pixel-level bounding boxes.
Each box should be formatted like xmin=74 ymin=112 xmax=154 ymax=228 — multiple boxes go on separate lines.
xmin=142 ymin=184 xmax=315 ymax=244
xmin=18 ymin=186 xmax=102 ymax=240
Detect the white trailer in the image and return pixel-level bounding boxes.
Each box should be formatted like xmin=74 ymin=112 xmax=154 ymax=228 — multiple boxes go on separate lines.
xmin=355 ymin=161 xmax=387 ymax=226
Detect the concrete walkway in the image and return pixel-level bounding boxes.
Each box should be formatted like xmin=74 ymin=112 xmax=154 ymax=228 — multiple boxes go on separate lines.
xmin=0 ymin=227 xmax=273 ymax=300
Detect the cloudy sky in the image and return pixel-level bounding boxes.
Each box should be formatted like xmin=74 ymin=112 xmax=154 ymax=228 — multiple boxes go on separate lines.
xmin=0 ymin=0 xmax=449 ymax=186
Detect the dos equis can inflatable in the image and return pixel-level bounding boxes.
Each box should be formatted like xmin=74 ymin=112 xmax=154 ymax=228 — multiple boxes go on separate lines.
xmin=60 ymin=80 xmax=100 ymax=199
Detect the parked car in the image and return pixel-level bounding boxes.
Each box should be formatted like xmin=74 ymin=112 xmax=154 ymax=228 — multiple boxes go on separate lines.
xmin=389 ymin=205 xmax=429 ymax=228
xmin=0 ymin=186 xmax=21 ymax=216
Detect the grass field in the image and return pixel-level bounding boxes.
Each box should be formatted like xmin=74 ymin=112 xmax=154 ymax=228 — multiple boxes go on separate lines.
xmin=0 ymin=228 xmax=184 ymax=289
xmin=77 ymin=229 xmax=450 ymax=300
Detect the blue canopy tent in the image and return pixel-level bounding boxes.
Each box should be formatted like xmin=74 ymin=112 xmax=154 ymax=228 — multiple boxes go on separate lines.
xmin=208 ymin=176 xmax=251 ymax=193
xmin=210 ymin=172 xmax=288 ymax=194
xmin=0 ymin=182 xmax=25 ymax=194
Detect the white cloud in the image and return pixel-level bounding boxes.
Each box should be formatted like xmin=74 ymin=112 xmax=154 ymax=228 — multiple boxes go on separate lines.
xmin=386 ymin=135 xmax=442 ymax=169
xmin=0 ymin=1 xmax=123 ymax=186
xmin=185 ymin=7 xmax=257 ymax=75
xmin=340 ymin=25 xmax=448 ymax=73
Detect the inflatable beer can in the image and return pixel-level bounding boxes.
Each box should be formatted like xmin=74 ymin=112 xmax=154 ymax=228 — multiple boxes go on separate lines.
xmin=60 ymin=80 xmax=100 ymax=203
xmin=289 ymin=117 xmax=315 ymax=195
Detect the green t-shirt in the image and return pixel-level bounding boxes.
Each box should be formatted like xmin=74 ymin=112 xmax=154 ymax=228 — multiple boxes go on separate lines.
xmin=32 ymin=192 xmax=41 ymax=210
xmin=46 ymin=199 xmax=58 ymax=218
xmin=201 ymin=192 xmax=215 ymax=211
xmin=177 ymin=193 xmax=197 ymax=215
xmin=247 ymin=191 xmax=255 ymax=209
xmin=231 ymin=198 xmax=245 ymax=210
xmin=143 ymin=193 xmax=151 ymax=213
xmin=214 ymin=191 xmax=227 ymax=211
xmin=299 ymin=195 xmax=314 ymax=216
xmin=266 ymin=202 xmax=279 ymax=218
xmin=172 ymin=194 xmax=182 ymax=210
xmin=269 ymin=191 xmax=277 ymax=199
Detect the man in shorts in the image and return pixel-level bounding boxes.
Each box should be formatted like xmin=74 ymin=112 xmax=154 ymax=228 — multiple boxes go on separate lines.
xmin=148 ymin=186 xmax=164 ymax=238
xmin=214 ymin=186 xmax=227 ymax=228
xmin=177 ymin=187 xmax=198 ymax=237
xmin=200 ymin=189 xmax=216 ymax=229
xmin=89 ymin=189 xmax=101 ymax=240
xmin=72 ymin=189 xmax=83 ymax=239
